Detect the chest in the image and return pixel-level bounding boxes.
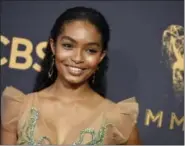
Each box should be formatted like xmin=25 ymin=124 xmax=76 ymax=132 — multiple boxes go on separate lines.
xmin=17 ymin=104 xmax=120 ymax=145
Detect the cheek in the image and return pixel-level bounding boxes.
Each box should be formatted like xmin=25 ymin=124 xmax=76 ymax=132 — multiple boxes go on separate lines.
xmin=55 ymin=48 xmax=71 ymax=62
xmin=86 ymin=55 xmax=101 ymax=68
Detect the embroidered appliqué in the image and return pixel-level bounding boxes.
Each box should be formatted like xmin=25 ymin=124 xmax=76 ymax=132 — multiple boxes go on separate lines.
xmin=73 ymin=121 xmax=113 ymax=145
xmin=17 ymin=107 xmax=51 ymax=145
xmin=17 ymin=107 xmax=113 ymax=145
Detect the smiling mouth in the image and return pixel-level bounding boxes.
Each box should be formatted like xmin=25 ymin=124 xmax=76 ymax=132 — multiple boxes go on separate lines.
xmin=65 ymin=65 xmax=86 ymax=76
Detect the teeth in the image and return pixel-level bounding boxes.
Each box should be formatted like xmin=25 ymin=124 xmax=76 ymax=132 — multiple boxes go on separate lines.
xmin=68 ymin=67 xmax=83 ymax=74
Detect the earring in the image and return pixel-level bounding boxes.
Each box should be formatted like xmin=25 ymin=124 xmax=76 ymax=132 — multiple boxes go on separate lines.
xmin=48 ymin=55 xmax=55 ymax=78
xmin=92 ymin=67 xmax=99 ymax=84
xmin=92 ymin=73 xmax=96 ymax=84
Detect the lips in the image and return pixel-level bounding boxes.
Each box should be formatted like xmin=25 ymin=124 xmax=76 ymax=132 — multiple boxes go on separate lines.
xmin=65 ymin=65 xmax=86 ymax=76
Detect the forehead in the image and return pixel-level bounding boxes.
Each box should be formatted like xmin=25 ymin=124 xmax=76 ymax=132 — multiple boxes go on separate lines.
xmin=60 ymin=20 xmax=101 ymax=42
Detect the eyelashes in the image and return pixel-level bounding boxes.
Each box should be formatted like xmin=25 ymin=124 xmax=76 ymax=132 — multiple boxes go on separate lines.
xmin=62 ymin=43 xmax=73 ymax=49
xmin=86 ymin=49 xmax=98 ymax=54
xmin=61 ymin=43 xmax=99 ymax=54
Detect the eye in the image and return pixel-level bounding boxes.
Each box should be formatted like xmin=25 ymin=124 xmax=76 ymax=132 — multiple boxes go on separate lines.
xmin=62 ymin=43 xmax=73 ymax=49
xmin=86 ymin=48 xmax=98 ymax=54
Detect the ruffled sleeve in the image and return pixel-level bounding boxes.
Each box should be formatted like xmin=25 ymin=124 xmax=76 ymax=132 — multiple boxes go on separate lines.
xmin=116 ymin=97 xmax=139 ymax=144
xmin=1 ymin=86 xmax=25 ymax=133
xmin=105 ymin=97 xmax=139 ymax=144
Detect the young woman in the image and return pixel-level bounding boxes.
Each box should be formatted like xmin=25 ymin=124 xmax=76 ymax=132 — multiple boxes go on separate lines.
xmin=1 ymin=6 xmax=141 ymax=145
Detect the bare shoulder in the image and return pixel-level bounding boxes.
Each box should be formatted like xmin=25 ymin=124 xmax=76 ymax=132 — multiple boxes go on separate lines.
xmin=34 ymin=87 xmax=56 ymax=100
xmin=92 ymin=93 xmax=116 ymax=106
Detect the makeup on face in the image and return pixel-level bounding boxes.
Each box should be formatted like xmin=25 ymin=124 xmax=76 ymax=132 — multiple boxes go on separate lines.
xmin=52 ymin=20 xmax=105 ymax=84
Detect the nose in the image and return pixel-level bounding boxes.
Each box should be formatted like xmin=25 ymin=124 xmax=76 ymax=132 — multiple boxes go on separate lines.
xmin=71 ymin=48 xmax=84 ymax=64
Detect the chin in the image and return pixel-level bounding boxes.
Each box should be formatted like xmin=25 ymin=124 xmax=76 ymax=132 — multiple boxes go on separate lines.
xmin=65 ymin=76 xmax=87 ymax=85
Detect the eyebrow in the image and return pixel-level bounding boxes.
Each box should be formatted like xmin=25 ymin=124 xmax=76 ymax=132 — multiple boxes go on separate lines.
xmin=61 ymin=35 xmax=101 ymax=47
xmin=61 ymin=36 xmax=77 ymax=43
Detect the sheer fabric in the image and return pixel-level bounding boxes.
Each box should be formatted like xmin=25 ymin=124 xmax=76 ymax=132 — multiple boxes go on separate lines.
xmin=1 ymin=86 xmax=138 ymax=145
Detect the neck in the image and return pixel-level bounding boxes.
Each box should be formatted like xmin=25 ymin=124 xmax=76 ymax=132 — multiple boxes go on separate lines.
xmin=49 ymin=76 xmax=94 ymax=99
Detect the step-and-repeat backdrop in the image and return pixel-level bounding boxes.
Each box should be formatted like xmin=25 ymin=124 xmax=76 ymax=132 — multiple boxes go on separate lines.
xmin=1 ymin=1 xmax=184 ymax=145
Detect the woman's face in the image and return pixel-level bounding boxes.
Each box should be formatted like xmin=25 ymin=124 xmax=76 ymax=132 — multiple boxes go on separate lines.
xmin=50 ymin=20 xmax=106 ymax=85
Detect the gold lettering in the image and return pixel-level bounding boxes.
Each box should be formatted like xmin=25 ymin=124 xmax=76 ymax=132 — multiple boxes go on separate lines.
xmin=9 ymin=37 xmax=33 ymax=70
xmin=145 ymin=109 xmax=163 ymax=128
xmin=170 ymin=112 xmax=184 ymax=131
xmin=33 ymin=41 xmax=47 ymax=72
xmin=0 ymin=35 xmax=9 ymax=65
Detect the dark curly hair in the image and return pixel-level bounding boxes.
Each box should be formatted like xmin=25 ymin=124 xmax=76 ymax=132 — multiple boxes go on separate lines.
xmin=33 ymin=6 xmax=110 ymax=97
